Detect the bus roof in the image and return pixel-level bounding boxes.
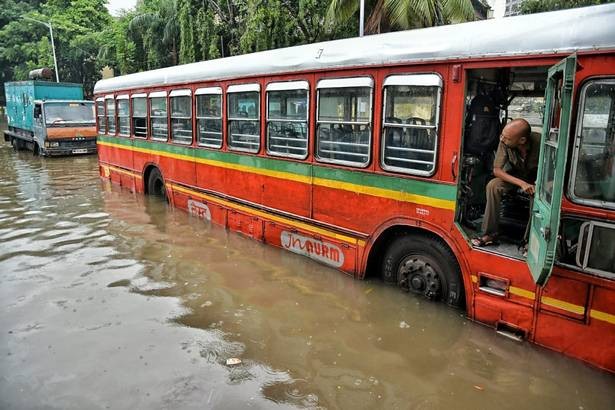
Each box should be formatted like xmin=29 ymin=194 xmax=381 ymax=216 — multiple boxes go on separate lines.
xmin=94 ymin=4 xmax=615 ymax=94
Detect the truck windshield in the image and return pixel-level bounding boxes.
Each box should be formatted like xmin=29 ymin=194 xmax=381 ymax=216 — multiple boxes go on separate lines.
xmin=44 ymin=102 xmax=95 ymax=125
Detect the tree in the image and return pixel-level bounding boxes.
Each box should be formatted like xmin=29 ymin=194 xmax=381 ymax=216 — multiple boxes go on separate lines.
xmin=128 ymin=0 xmax=180 ymax=68
xmin=326 ymin=0 xmax=476 ymax=34
xmin=519 ymin=0 xmax=613 ymax=14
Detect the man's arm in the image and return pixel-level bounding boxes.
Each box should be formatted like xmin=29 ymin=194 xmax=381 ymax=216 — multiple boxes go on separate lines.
xmin=493 ymin=167 xmax=535 ymax=195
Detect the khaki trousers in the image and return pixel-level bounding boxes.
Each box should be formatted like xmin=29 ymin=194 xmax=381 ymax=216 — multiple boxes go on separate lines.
xmin=481 ymin=177 xmax=533 ymax=241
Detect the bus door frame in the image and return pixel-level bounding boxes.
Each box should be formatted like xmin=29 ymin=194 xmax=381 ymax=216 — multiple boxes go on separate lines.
xmin=527 ymin=55 xmax=577 ymax=285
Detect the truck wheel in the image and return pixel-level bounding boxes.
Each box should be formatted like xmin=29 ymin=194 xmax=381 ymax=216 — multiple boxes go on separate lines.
xmin=147 ymin=168 xmax=167 ymax=200
xmin=382 ymin=234 xmax=464 ymax=308
xmin=33 ymin=143 xmax=40 ymax=156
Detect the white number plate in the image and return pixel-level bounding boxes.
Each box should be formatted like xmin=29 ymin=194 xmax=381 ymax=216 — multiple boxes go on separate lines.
xmin=72 ymin=148 xmax=88 ymax=154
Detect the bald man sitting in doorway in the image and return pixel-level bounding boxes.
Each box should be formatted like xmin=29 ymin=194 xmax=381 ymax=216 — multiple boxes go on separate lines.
xmin=471 ymin=118 xmax=540 ymax=249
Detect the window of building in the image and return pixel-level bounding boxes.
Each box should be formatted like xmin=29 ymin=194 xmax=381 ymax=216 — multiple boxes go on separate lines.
xmin=316 ymin=77 xmax=372 ymax=166
xmin=382 ymin=74 xmax=442 ymax=176
xmin=105 ymin=95 xmax=116 ymax=134
xmin=170 ymin=89 xmax=192 ymax=144
xmin=96 ymin=98 xmax=106 ymax=133
xmin=266 ymin=81 xmax=309 ymax=159
xmin=570 ymin=79 xmax=615 ymax=209
xmin=196 ymin=87 xmax=222 ymax=148
xmin=117 ymin=95 xmax=130 ymax=136
xmin=149 ymin=91 xmax=168 ymax=141
xmin=227 ymin=84 xmax=260 ymax=153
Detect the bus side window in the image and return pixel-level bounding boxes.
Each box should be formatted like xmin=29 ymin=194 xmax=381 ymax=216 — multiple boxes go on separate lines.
xmin=105 ymin=97 xmax=116 ymax=134
xmin=316 ymin=77 xmax=373 ymax=167
xmin=266 ymin=81 xmax=309 ymax=159
xmin=570 ymin=79 xmax=615 ymax=207
xmin=196 ymin=87 xmax=223 ymax=148
xmin=131 ymin=95 xmax=147 ymax=138
xmin=149 ymin=91 xmax=168 ymax=141
xmin=381 ymin=74 xmax=442 ymax=176
xmin=117 ymin=96 xmax=130 ymax=136
xmin=227 ymin=84 xmax=260 ymax=153
xmin=170 ymin=89 xmax=192 ymax=145
xmin=96 ymin=98 xmax=106 ymax=134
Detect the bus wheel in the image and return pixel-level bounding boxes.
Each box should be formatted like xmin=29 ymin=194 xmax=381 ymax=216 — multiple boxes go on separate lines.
xmin=382 ymin=235 xmax=464 ymax=307
xmin=147 ymin=168 xmax=166 ymax=200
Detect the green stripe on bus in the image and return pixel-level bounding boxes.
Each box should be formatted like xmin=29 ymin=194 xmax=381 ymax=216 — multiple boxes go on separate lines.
xmin=98 ymin=135 xmax=456 ymax=201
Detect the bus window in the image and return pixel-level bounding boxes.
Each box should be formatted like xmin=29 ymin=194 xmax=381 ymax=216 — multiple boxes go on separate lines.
xmin=170 ymin=89 xmax=192 ymax=144
xmin=117 ymin=95 xmax=130 ymax=136
xmin=96 ymin=98 xmax=106 ymax=133
xmin=316 ymin=77 xmax=373 ymax=167
xmin=266 ymin=81 xmax=309 ymax=159
xmin=131 ymin=94 xmax=147 ymax=138
xmin=227 ymin=84 xmax=260 ymax=153
xmin=382 ymin=74 xmax=442 ymax=176
xmin=570 ymin=79 xmax=615 ymax=209
xmin=149 ymin=91 xmax=168 ymax=141
xmin=105 ymin=96 xmax=116 ymax=134
xmin=196 ymin=87 xmax=222 ymax=148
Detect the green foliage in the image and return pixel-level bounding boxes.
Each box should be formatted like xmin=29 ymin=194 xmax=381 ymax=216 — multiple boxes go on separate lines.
xmin=326 ymin=0 xmax=476 ymax=33
xmin=519 ymin=0 xmax=613 ymax=14
xmin=0 ymin=0 xmax=491 ymax=100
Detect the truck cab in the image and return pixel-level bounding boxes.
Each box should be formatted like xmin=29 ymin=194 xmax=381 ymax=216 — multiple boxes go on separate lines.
xmin=32 ymin=100 xmax=97 ymax=155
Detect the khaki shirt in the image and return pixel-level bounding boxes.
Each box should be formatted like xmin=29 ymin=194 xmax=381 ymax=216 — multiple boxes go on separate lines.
xmin=493 ymin=131 xmax=541 ymax=182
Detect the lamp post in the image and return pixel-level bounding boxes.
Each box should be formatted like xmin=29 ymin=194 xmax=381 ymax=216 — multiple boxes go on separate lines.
xmin=22 ymin=16 xmax=60 ymax=83
xmin=359 ymin=0 xmax=365 ymax=37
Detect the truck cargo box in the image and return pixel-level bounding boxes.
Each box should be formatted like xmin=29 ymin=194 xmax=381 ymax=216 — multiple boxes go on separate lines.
xmin=5 ymin=81 xmax=84 ymax=133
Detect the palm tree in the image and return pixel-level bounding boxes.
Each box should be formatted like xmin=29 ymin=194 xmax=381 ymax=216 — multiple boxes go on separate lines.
xmin=129 ymin=0 xmax=180 ymax=67
xmin=327 ymin=0 xmax=476 ymax=34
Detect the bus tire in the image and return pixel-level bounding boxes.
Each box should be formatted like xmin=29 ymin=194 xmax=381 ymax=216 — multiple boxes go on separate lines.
xmin=382 ymin=234 xmax=464 ymax=308
xmin=147 ymin=168 xmax=166 ymax=199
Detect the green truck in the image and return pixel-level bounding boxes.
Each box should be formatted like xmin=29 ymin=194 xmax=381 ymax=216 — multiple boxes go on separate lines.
xmin=3 ymin=81 xmax=97 ymax=156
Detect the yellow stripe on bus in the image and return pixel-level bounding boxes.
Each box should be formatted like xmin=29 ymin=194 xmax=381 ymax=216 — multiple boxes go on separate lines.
xmin=169 ymin=182 xmax=366 ymax=247
xmin=541 ymin=296 xmax=586 ymax=315
xmin=509 ymin=286 xmax=536 ymax=300
xmin=97 ymin=140 xmax=456 ymax=211
xmin=589 ymin=309 xmax=615 ymax=325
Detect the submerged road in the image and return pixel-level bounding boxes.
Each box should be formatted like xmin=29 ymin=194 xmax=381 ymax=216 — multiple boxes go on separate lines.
xmin=0 ymin=144 xmax=613 ymax=409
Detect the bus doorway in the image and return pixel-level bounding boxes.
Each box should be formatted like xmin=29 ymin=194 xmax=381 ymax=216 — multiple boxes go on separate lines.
xmin=456 ymin=65 xmax=549 ymax=259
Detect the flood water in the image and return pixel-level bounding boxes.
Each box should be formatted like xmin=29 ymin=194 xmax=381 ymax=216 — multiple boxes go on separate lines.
xmin=0 ymin=143 xmax=613 ymax=410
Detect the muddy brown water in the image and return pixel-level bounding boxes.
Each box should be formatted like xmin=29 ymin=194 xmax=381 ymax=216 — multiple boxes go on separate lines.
xmin=0 ymin=144 xmax=613 ymax=410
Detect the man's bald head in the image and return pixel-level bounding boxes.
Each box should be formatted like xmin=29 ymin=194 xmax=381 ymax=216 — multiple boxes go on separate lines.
xmin=500 ymin=118 xmax=531 ymax=148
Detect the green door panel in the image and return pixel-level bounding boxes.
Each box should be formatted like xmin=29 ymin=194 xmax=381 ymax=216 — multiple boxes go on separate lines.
xmin=527 ymin=55 xmax=577 ymax=285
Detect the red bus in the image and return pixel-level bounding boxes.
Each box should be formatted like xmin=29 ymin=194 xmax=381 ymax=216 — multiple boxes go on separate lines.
xmin=94 ymin=5 xmax=615 ymax=372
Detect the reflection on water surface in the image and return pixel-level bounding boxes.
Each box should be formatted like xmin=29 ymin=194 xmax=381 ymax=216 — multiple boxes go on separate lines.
xmin=0 ymin=145 xmax=613 ymax=409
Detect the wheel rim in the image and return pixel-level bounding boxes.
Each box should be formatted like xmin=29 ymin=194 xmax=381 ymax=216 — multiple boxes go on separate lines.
xmin=397 ymin=255 xmax=442 ymax=300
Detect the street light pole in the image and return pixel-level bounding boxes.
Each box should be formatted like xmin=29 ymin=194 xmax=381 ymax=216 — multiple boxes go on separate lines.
xmin=359 ymin=0 xmax=365 ymax=37
xmin=22 ymin=16 xmax=60 ymax=83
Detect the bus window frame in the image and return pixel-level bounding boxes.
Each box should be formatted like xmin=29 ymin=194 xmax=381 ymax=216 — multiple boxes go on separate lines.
xmin=105 ymin=94 xmax=116 ymax=135
xmin=315 ymin=76 xmax=374 ymax=168
xmin=149 ymin=90 xmax=168 ymax=142
xmin=96 ymin=97 xmax=106 ymax=134
xmin=169 ymin=89 xmax=193 ymax=145
xmin=568 ymin=77 xmax=615 ymax=210
xmin=195 ymin=86 xmax=223 ymax=149
xmin=116 ymin=94 xmax=130 ymax=137
xmin=380 ymin=73 xmax=443 ymax=177
xmin=131 ymin=93 xmax=148 ymax=139
xmin=266 ymin=80 xmax=310 ymax=160
xmin=227 ymin=83 xmax=261 ymax=154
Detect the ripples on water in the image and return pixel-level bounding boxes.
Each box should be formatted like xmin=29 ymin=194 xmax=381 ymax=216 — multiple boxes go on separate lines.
xmin=0 ymin=145 xmax=613 ymax=410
